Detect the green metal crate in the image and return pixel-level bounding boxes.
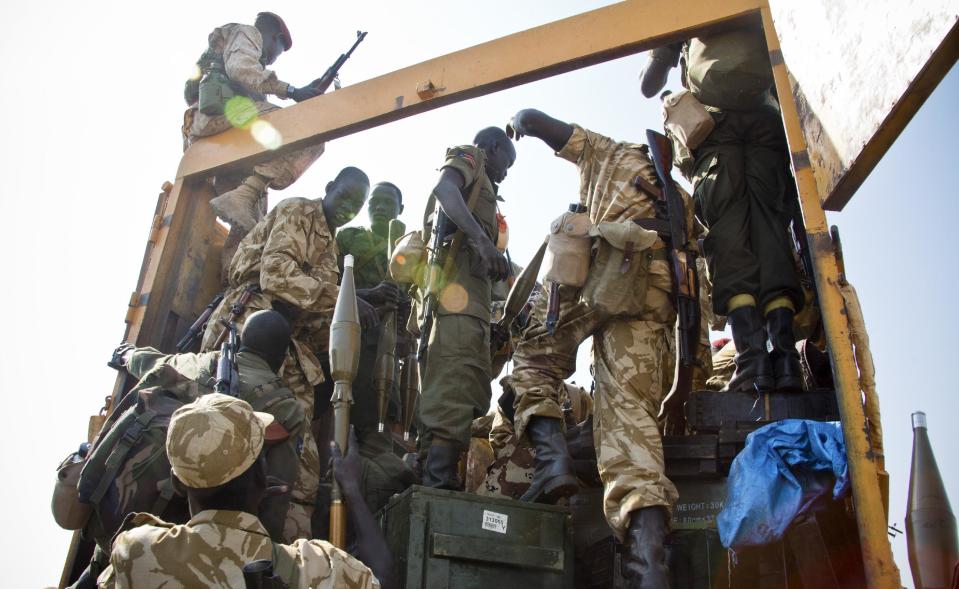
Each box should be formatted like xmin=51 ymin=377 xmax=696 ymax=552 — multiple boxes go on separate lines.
xmin=379 ymin=485 xmax=575 ymax=589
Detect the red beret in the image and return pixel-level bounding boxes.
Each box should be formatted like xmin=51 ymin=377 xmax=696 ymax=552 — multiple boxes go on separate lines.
xmin=257 ymin=12 xmax=292 ymax=51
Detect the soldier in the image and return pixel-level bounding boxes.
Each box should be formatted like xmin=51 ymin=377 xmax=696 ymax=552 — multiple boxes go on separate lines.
xmin=113 ymin=310 xmax=302 ymax=541
xmin=417 ymin=127 xmax=515 ymax=489
xmin=334 ymin=181 xmax=415 ymax=512
xmin=200 ymin=166 xmax=396 ymax=541
xmin=95 ymin=394 xmax=389 ymax=589
xmin=184 ymin=12 xmax=327 ymax=271
xmin=507 ymin=108 xmax=695 ymax=588
xmin=640 ymin=26 xmax=804 ymax=393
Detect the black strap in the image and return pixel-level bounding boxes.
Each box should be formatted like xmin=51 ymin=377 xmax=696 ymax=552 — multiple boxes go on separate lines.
xmin=89 ymin=409 xmax=157 ymax=506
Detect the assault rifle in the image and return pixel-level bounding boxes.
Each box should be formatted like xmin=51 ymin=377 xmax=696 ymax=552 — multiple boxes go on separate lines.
xmin=214 ymin=321 xmax=240 ymax=396
xmin=417 ymin=207 xmax=451 ymax=365
xmin=176 ymin=293 xmax=224 ymax=352
xmin=243 ymin=559 xmax=288 ymax=589
xmin=213 ymin=285 xmax=259 ymax=348
xmin=309 ymin=31 xmax=367 ymax=95
xmin=643 ymin=130 xmax=701 ymax=435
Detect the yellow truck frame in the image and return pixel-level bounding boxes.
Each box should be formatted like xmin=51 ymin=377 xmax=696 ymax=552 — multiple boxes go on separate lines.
xmin=61 ymin=1 xmax=959 ymax=586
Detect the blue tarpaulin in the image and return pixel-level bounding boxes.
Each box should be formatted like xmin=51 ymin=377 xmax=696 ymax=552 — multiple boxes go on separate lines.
xmin=717 ymin=419 xmax=850 ymax=549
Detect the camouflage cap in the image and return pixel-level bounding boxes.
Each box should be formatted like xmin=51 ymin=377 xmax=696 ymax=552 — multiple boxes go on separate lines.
xmin=166 ymin=393 xmax=275 ymax=489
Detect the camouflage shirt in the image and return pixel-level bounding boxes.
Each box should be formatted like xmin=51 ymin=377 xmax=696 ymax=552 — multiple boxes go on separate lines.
xmin=201 ymin=197 xmax=339 ymax=387
xmin=97 ymin=510 xmax=379 ymax=588
xmin=557 ymin=124 xmax=698 ymax=296
xmin=208 ymin=23 xmax=290 ymax=99
xmin=336 ymin=226 xmax=390 ymax=290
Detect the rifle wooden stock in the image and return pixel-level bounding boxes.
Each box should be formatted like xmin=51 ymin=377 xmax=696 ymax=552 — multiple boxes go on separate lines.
xmin=213 ymin=285 xmax=257 ymax=348
xmin=176 ymin=293 xmax=224 ymax=352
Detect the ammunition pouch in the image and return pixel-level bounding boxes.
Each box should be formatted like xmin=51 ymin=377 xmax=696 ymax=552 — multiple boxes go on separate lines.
xmin=198 ymin=66 xmax=235 ymax=117
xmin=663 ymin=89 xmax=715 ymax=151
xmin=543 ymin=208 xmax=592 ymax=288
xmin=580 ymin=221 xmax=661 ymax=317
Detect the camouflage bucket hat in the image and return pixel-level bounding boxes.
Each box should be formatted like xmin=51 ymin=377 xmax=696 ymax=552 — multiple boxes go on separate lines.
xmin=166 ymin=393 xmax=274 ymax=489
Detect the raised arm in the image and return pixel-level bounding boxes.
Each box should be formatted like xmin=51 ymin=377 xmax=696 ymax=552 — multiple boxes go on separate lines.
xmin=639 ymin=44 xmax=682 ymax=98
xmin=507 ymin=109 xmax=574 ymax=153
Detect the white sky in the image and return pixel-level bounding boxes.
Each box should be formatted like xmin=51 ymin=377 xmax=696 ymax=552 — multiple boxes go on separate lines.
xmin=0 ymin=2 xmax=955 ymax=587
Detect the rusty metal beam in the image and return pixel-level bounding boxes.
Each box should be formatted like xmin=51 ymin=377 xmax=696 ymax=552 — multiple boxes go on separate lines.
xmin=761 ymin=8 xmax=902 ymax=589
xmin=177 ymin=0 xmax=764 ymax=180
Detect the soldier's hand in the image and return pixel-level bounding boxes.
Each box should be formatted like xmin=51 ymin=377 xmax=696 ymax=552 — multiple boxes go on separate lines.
xmin=108 ymin=342 xmax=135 ymax=370
xmin=330 ymin=426 xmax=362 ymax=496
xmin=478 ymin=240 xmax=510 ymax=281
xmin=506 ymin=109 xmax=534 ymax=140
xmin=360 ymin=282 xmax=402 ymax=307
xmin=289 ymin=85 xmax=322 ymax=103
xmin=265 ymin=475 xmax=290 ymax=497
xmin=657 ymin=395 xmax=687 ymax=436
xmin=357 ymin=298 xmax=380 ymax=330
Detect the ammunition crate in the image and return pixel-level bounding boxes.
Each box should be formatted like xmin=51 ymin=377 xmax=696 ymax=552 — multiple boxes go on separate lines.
xmin=686 ymin=388 xmax=840 ymax=433
xmin=672 ymin=478 xmax=728 ymax=530
xmin=379 ymin=486 xmax=574 ymax=589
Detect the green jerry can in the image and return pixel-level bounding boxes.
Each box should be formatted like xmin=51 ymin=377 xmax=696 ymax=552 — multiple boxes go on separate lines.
xmin=379 ymin=485 xmax=575 ymax=588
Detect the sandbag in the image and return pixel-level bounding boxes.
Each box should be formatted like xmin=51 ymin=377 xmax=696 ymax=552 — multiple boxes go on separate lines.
xmin=580 ymin=221 xmax=659 ymax=316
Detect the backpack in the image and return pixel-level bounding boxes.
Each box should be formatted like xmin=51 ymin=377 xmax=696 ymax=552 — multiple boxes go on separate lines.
xmin=684 ymin=27 xmax=773 ymax=110
xmin=76 ymin=366 xmax=198 ymax=542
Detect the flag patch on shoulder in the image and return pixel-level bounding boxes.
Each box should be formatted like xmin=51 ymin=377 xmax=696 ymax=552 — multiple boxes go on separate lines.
xmin=457 ymin=152 xmax=476 ymax=167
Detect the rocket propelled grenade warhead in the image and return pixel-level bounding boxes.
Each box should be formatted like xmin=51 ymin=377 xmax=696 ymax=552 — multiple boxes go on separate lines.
xmin=374 ymin=309 xmax=397 ymax=433
xmin=906 ymin=411 xmax=958 ymax=589
xmin=328 ymin=255 xmax=361 ymax=549
xmin=500 ymin=238 xmax=547 ymax=328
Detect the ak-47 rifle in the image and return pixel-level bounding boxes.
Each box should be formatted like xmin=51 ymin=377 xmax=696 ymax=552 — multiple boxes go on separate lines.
xmin=214 ymin=321 xmax=240 ymax=396
xmin=643 ymin=130 xmax=701 ymax=435
xmin=213 ymin=285 xmax=259 ymax=348
xmin=309 ymin=31 xmax=367 ymax=95
xmin=416 ymin=207 xmax=450 ymax=365
xmin=176 ymin=293 xmax=224 ymax=352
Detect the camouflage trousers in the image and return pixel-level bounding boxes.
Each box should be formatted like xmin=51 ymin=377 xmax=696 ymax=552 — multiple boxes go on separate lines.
xmin=187 ymin=102 xmax=324 ymax=191
xmin=512 ymin=282 xmax=679 ymax=540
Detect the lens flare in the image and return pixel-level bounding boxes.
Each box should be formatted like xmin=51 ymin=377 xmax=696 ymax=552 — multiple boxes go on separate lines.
xmin=439 ymin=283 xmax=469 ymax=313
xmin=251 ymin=120 xmax=283 ymax=150
xmin=225 ymin=96 xmax=258 ymax=128
xmin=189 ymin=64 xmax=202 ymax=81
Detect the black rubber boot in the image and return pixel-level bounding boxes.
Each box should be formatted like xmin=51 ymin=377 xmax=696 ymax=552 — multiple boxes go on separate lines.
xmin=520 ymin=416 xmax=579 ymax=503
xmin=724 ymin=305 xmax=774 ymax=393
xmin=622 ymin=507 xmax=672 ymax=589
xmin=422 ymin=439 xmax=460 ymax=490
xmin=766 ymin=307 xmax=804 ymax=393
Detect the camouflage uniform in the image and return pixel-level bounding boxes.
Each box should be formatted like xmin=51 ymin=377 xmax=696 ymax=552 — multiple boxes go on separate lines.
xmin=418 ymin=146 xmax=501 ymax=454
xmin=125 ymin=347 xmax=305 ymax=537
xmin=202 ymin=197 xmax=340 ymax=540
xmin=511 ymin=125 xmax=691 ymax=540
xmin=96 ymin=394 xmax=378 ymax=589
xmin=185 ymin=24 xmax=323 ymax=191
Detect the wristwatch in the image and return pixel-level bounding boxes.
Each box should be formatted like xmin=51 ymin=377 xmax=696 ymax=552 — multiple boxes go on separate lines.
xmin=286 ymin=84 xmax=296 ymax=99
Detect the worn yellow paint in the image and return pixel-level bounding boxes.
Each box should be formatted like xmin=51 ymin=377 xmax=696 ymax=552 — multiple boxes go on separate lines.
xmin=176 ymin=0 xmax=764 ymax=180
xmin=761 ymin=7 xmax=901 ymax=588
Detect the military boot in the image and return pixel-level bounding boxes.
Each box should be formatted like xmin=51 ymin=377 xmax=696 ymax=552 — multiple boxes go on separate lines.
xmin=209 ymin=174 xmax=268 ymax=233
xmin=724 ymin=305 xmax=774 ymax=393
xmin=621 ymin=507 xmax=671 ymax=589
xmin=766 ymin=307 xmax=804 ymax=392
xmin=422 ymin=439 xmax=460 ymax=490
xmin=520 ymin=416 xmax=579 ymax=503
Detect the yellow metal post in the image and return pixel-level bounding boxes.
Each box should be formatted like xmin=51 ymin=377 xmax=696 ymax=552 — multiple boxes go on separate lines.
xmin=761 ymin=7 xmax=901 ymax=588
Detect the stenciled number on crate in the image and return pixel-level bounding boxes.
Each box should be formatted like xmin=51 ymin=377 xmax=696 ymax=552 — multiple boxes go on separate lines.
xmin=481 ymin=510 xmax=509 ymax=534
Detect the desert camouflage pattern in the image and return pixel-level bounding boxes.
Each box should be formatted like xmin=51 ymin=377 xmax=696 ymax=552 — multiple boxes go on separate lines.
xmin=185 ymin=24 xmax=323 ymax=188
xmin=97 ymin=510 xmax=379 ymax=589
xmin=476 ymin=407 xmax=535 ymax=500
xmin=166 ymin=393 xmax=272 ymax=489
xmin=199 ymin=197 xmax=339 ymax=534
xmin=707 ymin=339 xmax=736 ymax=390
xmin=512 ymin=124 xmax=687 ymax=540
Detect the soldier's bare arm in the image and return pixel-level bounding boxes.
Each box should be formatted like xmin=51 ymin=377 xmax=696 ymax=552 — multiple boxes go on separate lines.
xmin=639 ymin=44 xmax=682 ymax=98
xmin=432 ymin=168 xmax=509 ymax=281
xmin=508 ymin=109 xmax=574 ymax=152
